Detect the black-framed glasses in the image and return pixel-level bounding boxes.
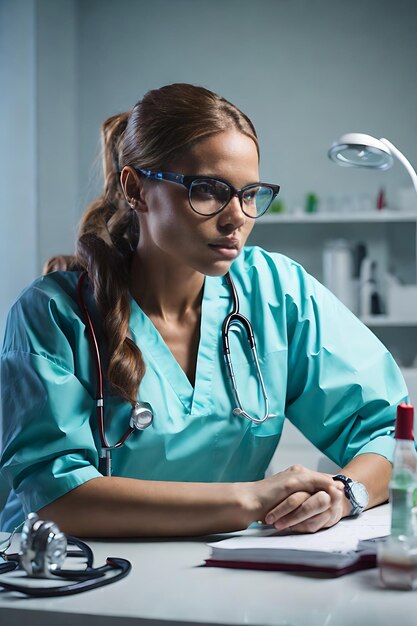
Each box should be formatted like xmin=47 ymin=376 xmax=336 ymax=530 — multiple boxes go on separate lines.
xmin=136 ymin=168 xmax=280 ymax=218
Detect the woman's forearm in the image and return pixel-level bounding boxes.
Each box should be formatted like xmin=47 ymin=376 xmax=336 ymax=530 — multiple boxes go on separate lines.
xmin=38 ymin=477 xmax=253 ymax=537
xmin=38 ymin=465 xmax=339 ymax=537
xmin=341 ymin=452 xmax=392 ymax=510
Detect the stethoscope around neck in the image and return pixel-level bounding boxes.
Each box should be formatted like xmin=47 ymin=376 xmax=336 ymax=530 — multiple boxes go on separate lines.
xmin=76 ymin=271 xmax=271 ymax=476
xmin=77 ymin=272 xmax=153 ymax=476
xmin=222 ymin=272 xmax=270 ymax=422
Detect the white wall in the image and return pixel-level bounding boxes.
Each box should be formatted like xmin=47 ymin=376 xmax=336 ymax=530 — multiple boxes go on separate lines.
xmin=2 ymin=0 xmax=417 ymax=330
xmin=36 ymin=0 xmax=78 ymax=268
xmin=0 ymin=0 xmax=38 ymax=342
xmin=76 ymin=0 xmax=417 ymax=217
xmin=0 ymin=0 xmax=78 ymax=337
xmin=0 ymin=0 xmax=78 ymax=443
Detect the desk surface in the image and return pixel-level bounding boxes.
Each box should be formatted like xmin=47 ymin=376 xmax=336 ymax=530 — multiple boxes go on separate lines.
xmin=0 ymin=505 xmax=415 ymax=626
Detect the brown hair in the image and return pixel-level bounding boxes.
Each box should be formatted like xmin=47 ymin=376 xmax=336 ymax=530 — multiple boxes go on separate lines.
xmin=76 ymin=83 xmax=258 ymax=405
xmin=43 ymin=254 xmax=80 ymax=274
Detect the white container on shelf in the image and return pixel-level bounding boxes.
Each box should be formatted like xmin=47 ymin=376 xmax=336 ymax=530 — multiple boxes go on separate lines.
xmin=397 ymin=187 xmax=417 ymax=212
xmin=359 ymin=257 xmax=373 ymax=317
xmin=386 ymin=277 xmax=417 ymax=322
xmin=323 ymin=239 xmax=355 ymax=313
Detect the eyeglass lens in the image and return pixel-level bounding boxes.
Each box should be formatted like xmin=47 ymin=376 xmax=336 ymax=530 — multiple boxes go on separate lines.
xmin=189 ymin=180 xmax=274 ymax=217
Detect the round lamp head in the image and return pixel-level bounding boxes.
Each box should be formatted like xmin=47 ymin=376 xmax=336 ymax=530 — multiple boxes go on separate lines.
xmin=328 ymin=133 xmax=394 ymax=170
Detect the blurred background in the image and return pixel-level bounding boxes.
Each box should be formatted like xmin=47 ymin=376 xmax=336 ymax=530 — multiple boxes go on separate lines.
xmin=1 ymin=0 xmax=417 ymax=463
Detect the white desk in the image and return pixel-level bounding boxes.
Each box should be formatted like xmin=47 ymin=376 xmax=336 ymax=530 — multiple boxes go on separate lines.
xmin=0 ymin=505 xmax=415 ymax=626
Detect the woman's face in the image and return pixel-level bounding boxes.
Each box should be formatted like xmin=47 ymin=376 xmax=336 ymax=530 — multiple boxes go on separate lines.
xmin=136 ymin=129 xmax=259 ymax=277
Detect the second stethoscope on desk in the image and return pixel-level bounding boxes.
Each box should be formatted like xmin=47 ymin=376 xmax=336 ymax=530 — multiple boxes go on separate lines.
xmin=77 ymin=271 xmax=272 ymax=476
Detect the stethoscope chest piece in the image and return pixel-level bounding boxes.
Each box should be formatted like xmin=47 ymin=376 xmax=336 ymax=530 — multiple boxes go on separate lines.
xmin=0 ymin=511 xmax=132 ymax=596
xmin=130 ymin=401 xmax=154 ymax=430
xmin=20 ymin=512 xmax=67 ymax=577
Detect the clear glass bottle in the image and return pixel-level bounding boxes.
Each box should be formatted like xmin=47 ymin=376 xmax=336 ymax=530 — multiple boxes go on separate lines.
xmin=379 ymin=402 xmax=417 ymax=589
xmin=390 ymin=402 xmax=417 ymax=537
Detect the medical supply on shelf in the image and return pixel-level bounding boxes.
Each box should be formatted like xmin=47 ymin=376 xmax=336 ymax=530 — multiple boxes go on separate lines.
xmin=379 ymin=402 xmax=417 ymax=590
xmin=351 ymin=242 xmax=367 ymax=316
xmin=305 ymin=192 xmax=318 ymax=213
xmin=386 ymin=274 xmax=417 ymax=321
xmin=323 ymin=239 xmax=355 ymax=312
xmin=370 ymin=261 xmax=383 ymax=315
xmin=358 ymin=256 xmax=373 ymax=317
xmin=269 ymin=198 xmax=285 ymax=213
xmin=397 ymin=186 xmax=417 ymax=211
xmin=377 ymin=187 xmax=386 ymax=211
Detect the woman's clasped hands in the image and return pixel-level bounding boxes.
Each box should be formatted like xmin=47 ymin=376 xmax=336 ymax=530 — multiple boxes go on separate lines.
xmin=251 ymin=464 xmax=348 ymax=533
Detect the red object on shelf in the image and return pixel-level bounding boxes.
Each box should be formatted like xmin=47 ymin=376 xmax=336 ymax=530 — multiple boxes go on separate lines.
xmin=377 ymin=188 xmax=386 ymax=210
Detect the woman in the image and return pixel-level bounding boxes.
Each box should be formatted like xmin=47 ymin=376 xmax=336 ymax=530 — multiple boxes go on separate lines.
xmin=0 ymin=84 xmax=407 ymax=536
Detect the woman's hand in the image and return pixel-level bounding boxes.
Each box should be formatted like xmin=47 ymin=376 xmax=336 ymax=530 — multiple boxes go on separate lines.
xmin=264 ymin=483 xmax=348 ymax=533
xmin=247 ymin=465 xmax=347 ymax=533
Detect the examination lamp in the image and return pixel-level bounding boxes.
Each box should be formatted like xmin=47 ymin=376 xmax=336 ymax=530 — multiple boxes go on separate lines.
xmin=328 ymin=133 xmax=417 ymax=194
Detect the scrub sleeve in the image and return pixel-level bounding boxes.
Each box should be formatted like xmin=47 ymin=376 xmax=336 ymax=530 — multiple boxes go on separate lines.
xmin=1 ymin=275 xmax=102 ymax=530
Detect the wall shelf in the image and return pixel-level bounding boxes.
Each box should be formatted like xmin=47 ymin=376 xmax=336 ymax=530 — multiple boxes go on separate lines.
xmin=258 ymin=210 xmax=417 ymax=225
xmin=360 ymin=315 xmax=417 ymax=327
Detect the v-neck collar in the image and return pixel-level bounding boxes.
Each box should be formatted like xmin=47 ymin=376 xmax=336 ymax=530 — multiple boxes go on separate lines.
xmin=129 ymin=275 xmax=230 ymax=415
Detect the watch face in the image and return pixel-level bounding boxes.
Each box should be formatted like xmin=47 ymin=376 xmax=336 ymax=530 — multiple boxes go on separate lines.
xmin=333 ymin=475 xmax=369 ymax=514
xmin=349 ymin=481 xmax=369 ymax=509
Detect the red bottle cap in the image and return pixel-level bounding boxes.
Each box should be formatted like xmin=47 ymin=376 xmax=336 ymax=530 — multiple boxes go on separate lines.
xmin=395 ymin=402 xmax=414 ymax=440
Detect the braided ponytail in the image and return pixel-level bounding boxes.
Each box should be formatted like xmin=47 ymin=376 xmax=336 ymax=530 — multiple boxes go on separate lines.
xmin=76 ymin=112 xmax=143 ymax=404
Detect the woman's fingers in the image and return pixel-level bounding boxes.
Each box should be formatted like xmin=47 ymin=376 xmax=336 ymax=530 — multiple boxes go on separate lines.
xmin=288 ymin=510 xmax=334 ymax=534
xmin=256 ymin=465 xmax=346 ymax=531
xmin=265 ymin=485 xmax=345 ymax=532
xmin=275 ymin=465 xmax=343 ymax=500
xmin=266 ymin=489 xmax=332 ymax=528
xmin=265 ymin=491 xmax=311 ymax=525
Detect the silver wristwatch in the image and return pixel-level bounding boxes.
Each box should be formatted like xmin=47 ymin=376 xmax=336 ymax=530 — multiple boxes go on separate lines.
xmin=332 ymin=474 xmax=369 ymax=516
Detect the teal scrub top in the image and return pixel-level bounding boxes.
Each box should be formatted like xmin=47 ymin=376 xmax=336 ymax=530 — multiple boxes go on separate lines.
xmin=0 ymin=247 xmax=408 ymax=531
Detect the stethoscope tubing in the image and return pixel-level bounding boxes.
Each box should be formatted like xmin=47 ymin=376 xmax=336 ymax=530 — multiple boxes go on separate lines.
xmin=77 ymin=272 xmax=136 ymax=451
xmin=0 ymin=557 xmax=132 ymax=597
xmin=0 ymin=534 xmax=132 ymax=596
xmin=222 ymin=273 xmax=270 ymax=423
xmin=77 ymin=269 xmax=272 ymax=476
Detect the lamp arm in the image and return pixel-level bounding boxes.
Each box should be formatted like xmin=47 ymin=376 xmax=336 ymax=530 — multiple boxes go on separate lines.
xmin=380 ymin=138 xmax=417 ymax=194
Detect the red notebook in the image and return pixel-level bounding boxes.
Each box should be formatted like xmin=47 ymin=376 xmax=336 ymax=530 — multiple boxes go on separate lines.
xmin=205 ymin=552 xmax=377 ymax=577
xmin=205 ymin=518 xmax=388 ymax=578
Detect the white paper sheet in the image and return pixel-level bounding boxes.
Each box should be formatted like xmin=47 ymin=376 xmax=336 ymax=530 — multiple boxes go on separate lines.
xmin=208 ymin=505 xmax=390 ymax=563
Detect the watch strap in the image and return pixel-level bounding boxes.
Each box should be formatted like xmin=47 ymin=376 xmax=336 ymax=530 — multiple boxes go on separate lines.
xmin=332 ymin=474 xmax=367 ymax=516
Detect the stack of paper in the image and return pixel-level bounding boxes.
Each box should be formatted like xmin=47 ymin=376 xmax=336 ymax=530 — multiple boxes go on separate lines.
xmin=206 ymin=507 xmax=390 ymax=575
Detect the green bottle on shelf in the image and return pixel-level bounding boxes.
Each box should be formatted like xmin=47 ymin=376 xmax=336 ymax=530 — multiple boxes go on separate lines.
xmin=269 ymin=198 xmax=285 ymax=213
xmin=305 ymin=192 xmax=318 ymax=213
